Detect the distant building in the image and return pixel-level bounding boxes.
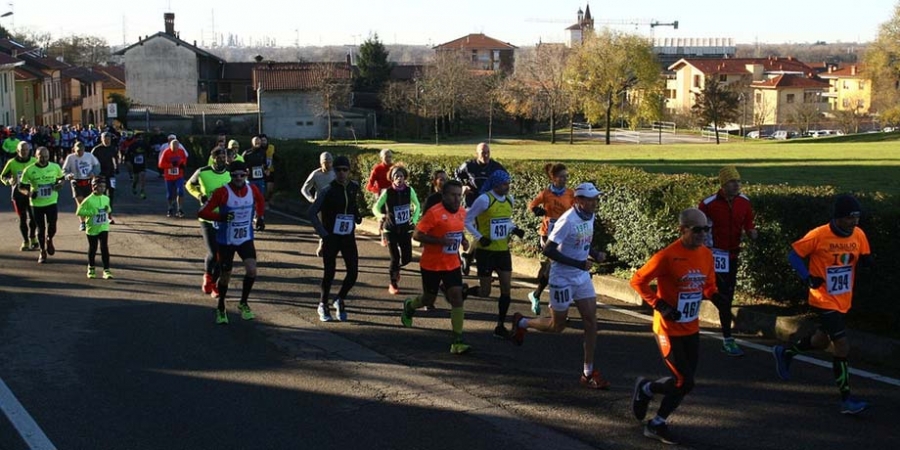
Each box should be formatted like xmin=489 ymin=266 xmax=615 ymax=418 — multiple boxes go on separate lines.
xmin=818 ymin=64 xmax=872 ymax=115
xmin=0 ymin=53 xmax=25 ymax=126
xmin=433 ymin=33 xmax=517 ymax=73
xmin=565 ymin=4 xmax=594 ymax=47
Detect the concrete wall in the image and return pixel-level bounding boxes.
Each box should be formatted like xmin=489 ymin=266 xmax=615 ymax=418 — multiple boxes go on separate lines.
xmin=260 ymin=91 xmax=325 ymax=139
xmin=0 ymin=70 xmax=17 ymax=126
xmin=124 ymin=38 xmax=198 ymax=105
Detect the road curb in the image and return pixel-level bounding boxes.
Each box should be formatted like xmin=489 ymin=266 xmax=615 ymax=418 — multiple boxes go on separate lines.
xmin=270 ymin=196 xmax=900 ymax=369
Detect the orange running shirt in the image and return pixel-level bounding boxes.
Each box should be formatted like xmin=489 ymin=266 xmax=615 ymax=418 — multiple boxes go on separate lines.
xmin=416 ymin=203 xmax=467 ymax=271
xmin=631 ymin=239 xmax=718 ymax=337
xmin=528 ymin=188 xmax=575 ymax=236
xmin=792 ymin=224 xmax=870 ymax=313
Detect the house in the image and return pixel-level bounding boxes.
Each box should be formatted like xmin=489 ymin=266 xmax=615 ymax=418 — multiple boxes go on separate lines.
xmin=749 ymin=74 xmax=830 ymax=125
xmin=0 ymin=52 xmax=24 ymax=126
xmin=114 ymin=13 xmax=226 ymax=105
xmin=253 ymin=62 xmax=371 ymax=139
xmin=433 ymin=33 xmax=517 ymax=73
xmin=565 ymin=4 xmax=594 ymax=47
xmin=35 ymin=57 xmax=70 ymax=126
xmin=60 ymin=66 xmax=107 ymax=126
xmin=15 ymin=65 xmax=44 ymax=126
xmin=92 ymin=65 xmax=126 ymax=101
xmin=818 ymin=64 xmax=872 ymax=115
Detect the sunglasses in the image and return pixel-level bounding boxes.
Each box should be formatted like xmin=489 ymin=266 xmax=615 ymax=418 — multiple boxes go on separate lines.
xmin=335 ymin=167 xmax=350 ymax=172
xmin=231 ymin=172 xmax=248 ymax=178
xmin=690 ymin=226 xmax=711 ymax=234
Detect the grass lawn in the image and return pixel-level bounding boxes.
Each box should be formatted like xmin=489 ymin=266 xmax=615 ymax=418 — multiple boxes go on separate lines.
xmin=369 ymin=133 xmax=900 ymax=194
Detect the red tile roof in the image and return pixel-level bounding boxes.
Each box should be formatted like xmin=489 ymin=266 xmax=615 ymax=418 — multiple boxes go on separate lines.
xmin=434 ymin=33 xmax=517 ymax=50
xmin=92 ymin=65 xmax=126 ymax=90
xmin=669 ymin=57 xmax=813 ymax=75
xmin=252 ymin=63 xmax=352 ymax=91
xmin=751 ymin=74 xmax=829 ymax=89
xmin=820 ymin=64 xmax=865 ymax=78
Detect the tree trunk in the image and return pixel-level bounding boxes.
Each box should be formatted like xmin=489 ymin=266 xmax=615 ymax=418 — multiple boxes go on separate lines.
xmin=569 ymin=112 xmax=574 ymax=144
xmin=605 ymin=92 xmax=613 ymax=145
xmin=550 ymin=105 xmax=556 ymax=144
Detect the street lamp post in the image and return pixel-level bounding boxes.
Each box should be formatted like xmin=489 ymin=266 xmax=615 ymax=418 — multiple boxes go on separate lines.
xmin=739 ymin=93 xmax=747 ymax=140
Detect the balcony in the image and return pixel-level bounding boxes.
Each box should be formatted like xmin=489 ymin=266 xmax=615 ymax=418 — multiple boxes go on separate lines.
xmin=61 ymin=96 xmax=83 ymax=108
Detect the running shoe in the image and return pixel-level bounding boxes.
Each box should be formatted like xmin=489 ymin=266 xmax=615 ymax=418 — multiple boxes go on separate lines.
xmin=493 ymin=324 xmax=509 ymax=339
xmin=103 ymin=270 xmax=114 ymax=279
xmin=20 ymin=241 xmax=29 ymax=251
xmin=29 ymin=238 xmax=38 ymax=249
xmin=215 ymin=309 xmax=229 ymax=325
xmin=176 ymin=210 xmax=185 ymax=219
xmin=317 ymin=303 xmax=333 ymax=322
xmin=450 ymin=338 xmax=472 ymax=355
xmin=643 ymin=421 xmax=678 ymax=445
xmin=388 ymin=283 xmax=400 ymax=295
xmin=772 ymin=345 xmax=792 ymax=381
xmin=140 ymin=192 xmax=146 ymax=200
xmin=46 ymin=238 xmax=55 ymax=256
xmin=315 ymin=240 xmax=323 ymax=257
xmin=238 ymin=303 xmax=255 ymax=320
xmin=580 ymin=369 xmax=611 ymax=390
xmin=37 ymin=251 xmax=47 ymax=264
xmin=79 ymin=222 xmax=86 ymax=232
xmin=528 ymin=291 xmax=541 ymax=315
xmin=210 ymin=284 xmax=220 ymax=299
xmin=167 ymin=208 xmax=174 ymax=218
xmin=202 ymin=275 xmax=215 ymax=295
xmin=722 ymin=339 xmax=745 ymax=357
xmin=401 ymin=298 xmax=415 ymax=328
xmin=510 ymin=312 xmax=526 ymax=346
xmin=840 ymin=397 xmax=868 ymax=415
xmin=460 ymin=255 xmax=472 ymax=276
xmin=632 ymin=377 xmax=652 ymax=421
xmin=380 ymin=233 xmax=388 ymax=247
xmin=333 ymin=298 xmax=347 ymax=321
xmin=87 ymin=266 xmax=96 ymax=279
xmin=108 ymin=215 xmax=116 ymax=225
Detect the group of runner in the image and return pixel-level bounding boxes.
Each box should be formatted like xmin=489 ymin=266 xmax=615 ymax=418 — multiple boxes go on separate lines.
xmin=2 ymin=138 xmax=874 ymax=445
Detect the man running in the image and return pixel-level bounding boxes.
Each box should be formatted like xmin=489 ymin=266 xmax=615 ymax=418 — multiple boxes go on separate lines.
xmin=127 ymin=133 xmax=150 ymax=199
xmin=159 ymin=138 xmax=189 ymax=218
xmin=197 ymin=161 xmax=265 ymax=325
xmin=63 ymin=142 xmax=101 ymax=231
xmin=526 ymin=162 xmax=574 ymax=314
xmin=91 ymin=132 xmax=119 ymax=224
xmin=629 ymin=208 xmax=721 ymax=445
xmin=19 ymin=147 xmax=65 ymax=263
xmin=76 ymin=176 xmax=114 ymax=279
xmin=402 ymin=179 xmax=472 ymax=354
xmin=365 ymin=148 xmax=394 ymax=246
xmin=773 ymin=194 xmax=873 ymax=415
xmin=698 ymin=166 xmax=758 ymax=356
xmin=301 ymin=152 xmax=335 ymax=257
xmin=308 ymin=155 xmax=362 ymax=322
xmin=464 ymin=169 xmax=525 ymax=338
xmin=242 ymin=136 xmax=268 ymax=230
xmin=510 ymin=182 xmax=609 ymax=389
xmin=455 ymin=142 xmax=505 ymax=274
xmin=187 ymin=147 xmax=233 ymax=298
xmin=1 ymin=141 xmax=38 ymax=250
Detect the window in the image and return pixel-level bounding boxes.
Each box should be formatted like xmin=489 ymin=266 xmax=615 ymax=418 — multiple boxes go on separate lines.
xmin=296 ymin=121 xmax=304 ymax=126
xmin=857 ymin=99 xmax=865 ymax=109
xmin=719 ymin=74 xmax=727 ymax=82
xmin=345 ymin=121 xmax=352 ymax=127
xmin=471 ymin=50 xmax=477 ymax=62
xmin=332 ymin=121 xmax=339 ymax=127
xmin=306 ymin=121 xmax=313 ymax=126
xmin=843 ymin=80 xmax=850 ymax=89
xmin=786 ymin=93 xmax=795 ymax=104
xmin=859 ymin=81 xmax=866 ymax=90
xmin=755 ymin=92 xmax=762 ymax=104
xmin=693 ymin=75 xmax=701 ymax=88
xmin=842 ymin=98 xmax=850 ymax=107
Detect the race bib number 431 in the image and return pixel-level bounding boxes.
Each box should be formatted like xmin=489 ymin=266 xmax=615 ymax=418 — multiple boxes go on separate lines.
xmin=490 ymin=218 xmax=511 ymax=240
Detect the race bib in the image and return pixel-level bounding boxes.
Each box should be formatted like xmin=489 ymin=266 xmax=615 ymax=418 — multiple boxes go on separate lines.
xmin=393 ymin=204 xmax=410 ymax=225
xmin=676 ymin=292 xmax=702 ymax=323
xmin=134 ymin=155 xmax=144 ymax=164
xmin=252 ymin=166 xmax=264 ymax=179
xmin=549 ymin=284 xmax=573 ymax=308
xmin=167 ymin=167 xmax=180 ymax=176
xmin=37 ymin=183 xmax=53 ymax=198
xmin=826 ymin=266 xmax=852 ymax=295
xmin=79 ymin=165 xmax=92 ymax=177
xmin=15 ymin=170 xmax=23 ymax=184
xmin=333 ymin=214 xmax=354 ymax=235
xmin=93 ymin=208 xmax=108 ymax=225
xmin=109 ymin=177 xmax=117 ymax=189
xmin=490 ymin=218 xmax=511 ymax=240
xmin=443 ymin=231 xmax=463 ymax=254
xmin=232 ymin=222 xmax=251 ymax=241
xmin=713 ymin=249 xmax=729 ymax=273
xmin=547 ymin=218 xmax=558 ymax=235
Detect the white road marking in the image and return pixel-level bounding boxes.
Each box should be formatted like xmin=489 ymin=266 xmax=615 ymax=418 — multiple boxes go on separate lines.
xmin=0 ymin=377 xmax=57 ymax=449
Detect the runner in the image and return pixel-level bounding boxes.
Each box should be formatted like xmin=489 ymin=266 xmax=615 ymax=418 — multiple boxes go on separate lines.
xmin=365 ymin=148 xmax=394 ymax=246
xmin=773 ymin=194 xmax=872 ymax=415
xmin=526 ymin=163 xmax=575 ymax=314
xmin=301 ymin=152 xmax=335 ymax=257
xmin=187 ymin=147 xmax=233 ymax=298
xmin=402 ymin=179 xmax=472 ymax=354
xmin=1 ymin=141 xmax=38 ymax=250
xmin=127 ymin=133 xmax=150 ymax=199
xmin=91 ymin=132 xmax=119 ymax=224
xmin=197 ymin=161 xmax=265 ymax=325
xmin=76 ymin=176 xmax=114 ymax=279
xmin=455 ymin=142 xmax=505 ymax=275
xmin=241 ymin=136 xmax=268 ymax=230
xmin=629 ymin=208 xmax=721 ymax=445
xmin=308 ymin=155 xmax=362 ymax=322
xmin=372 ymin=164 xmax=421 ymax=294
xmin=62 ymin=142 xmax=101 ymax=231
xmin=698 ymin=166 xmax=758 ymax=356
xmin=159 ymin=138 xmax=189 ymax=218
xmin=422 ymin=169 xmax=447 ymax=212
xmin=463 ymin=169 xmax=525 ymax=338
xmin=510 ymin=182 xmax=610 ymax=389
xmin=19 ymin=147 xmax=65 ymax=263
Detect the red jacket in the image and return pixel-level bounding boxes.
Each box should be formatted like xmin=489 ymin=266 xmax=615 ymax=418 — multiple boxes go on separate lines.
xmin=365 ymin=162 xmax=392 ymax=194
xmin=698 ymin=190 xmax=755 ymax=254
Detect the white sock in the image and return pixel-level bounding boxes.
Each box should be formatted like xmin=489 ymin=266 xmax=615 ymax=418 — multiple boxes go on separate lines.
xmin=583 ymin=364 xmax=593 ymax=377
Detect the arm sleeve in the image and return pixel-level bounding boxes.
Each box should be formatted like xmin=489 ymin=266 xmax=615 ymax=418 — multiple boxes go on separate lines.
xmin=372 ymin=190 xmax=388 ymax=219
xmin=197 ymin=188 xmax=228 ymax=221
xmin=158 ymin=149 xmax=171 ymax=170
xmin=788 ymin=249 xmax=810 ymax=281
xmin=410 ymin=187 xmax=422 ymax=224
xmin=464 ymin=194 xmax=489 ymax=239
xmin=185 ymin=169 xmax=203 ymax=200
xmin=308 ymin=186 xmax=329 ymax=237
xmin=365 ymin=167 xmax=380 ymax=194
xmin=630 ymin=251 xmax=666 ymax=308
xmin=744 ymin=203 xmax=756 ymax=232
xmin=301 ymin=171 xmax=317 ymax=203
xmin=542 ymin=241 xmax=586 ymax=270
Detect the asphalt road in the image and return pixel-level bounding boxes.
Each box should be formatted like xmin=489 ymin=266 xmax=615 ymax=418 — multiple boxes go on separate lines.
xmin=1 ymin=172 xmax=898 ymax=450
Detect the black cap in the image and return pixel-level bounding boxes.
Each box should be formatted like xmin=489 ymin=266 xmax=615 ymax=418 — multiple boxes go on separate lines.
xmin=227 ymin=161 xmax=248 ymax=173
xmin=333 ymin=155 xmax=351 ymax=168
xmin=833 ymin=194 xmax=861 ymax=219
xmin=92 ymin=176 xmax=107 ymax=186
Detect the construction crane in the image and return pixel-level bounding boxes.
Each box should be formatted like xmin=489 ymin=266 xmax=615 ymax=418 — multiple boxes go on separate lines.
xmin=526 ymin=17 xmax=678 ymax=36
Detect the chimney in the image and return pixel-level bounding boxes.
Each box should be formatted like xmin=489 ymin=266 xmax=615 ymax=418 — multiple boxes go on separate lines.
xmin=346 ymin=53 xmax=352 ymax=66
xmin=851 ymin=65 xmax=857 ymax=75
xmin=828 ymin=65 xmax=834 ymax=73
xmin=164 ymin=13 xmax=176 ymax=36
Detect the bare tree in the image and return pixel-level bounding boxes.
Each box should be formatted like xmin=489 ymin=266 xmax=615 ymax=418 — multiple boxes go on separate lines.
xmin=311 ymin=63 xmax=352 ymax=141
xmin=691 ymin=75 xmax=741 ymax=144
xmin=380 ymin=80 xmax=416 ymax=139
xmin=787 ymin=97 xmax=822 ymax=134
xmin=499 ymin=43 xmax=573 ymax=143
xmin=418 ymin=52 xmax=482 ymax=141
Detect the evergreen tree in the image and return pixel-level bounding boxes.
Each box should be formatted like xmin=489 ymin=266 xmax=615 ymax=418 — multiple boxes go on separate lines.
xmin=355 ymin=34 xmax=393 ymax=93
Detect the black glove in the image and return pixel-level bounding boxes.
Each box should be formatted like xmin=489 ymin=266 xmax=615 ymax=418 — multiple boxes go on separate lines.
xmin=223 ymin=211 xmax=235 ymax=222
xmin=200 ymin=195 xmax=209 ymax=204
xmin=531 ymin=206 xmax=546 ymax=217
xmin=807 ymin=276 xmax=825 ymax=289
xmin=511 ymin=227 xmax=525 ymax=239
xmin=654 ymin=301 xmax=682 ymax=321
xmin=255 ymin=217 xmax=265 ymax=231
xmin=355 ymin=215 xmax=363 ymax=225
xmin=30 ymin=190 xmax=38 ymax=199
xmin=478 ymin=236 xmax=492 ymax=247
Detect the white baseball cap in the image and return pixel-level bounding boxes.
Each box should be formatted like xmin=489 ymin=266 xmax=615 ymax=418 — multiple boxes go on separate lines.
xmin=574 ymin=182 xmax=602 ymax=198
xmin=167 ymin=134 xmax=177 ymax=140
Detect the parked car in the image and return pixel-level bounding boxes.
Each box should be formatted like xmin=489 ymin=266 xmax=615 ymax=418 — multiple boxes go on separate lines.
xmin=746 ymin=131 xmax=770 ymax=139
xmin=883 ymin=127 xmax=897 ymax=133
xmin=772 ymin=130 xmax=790 ymax=140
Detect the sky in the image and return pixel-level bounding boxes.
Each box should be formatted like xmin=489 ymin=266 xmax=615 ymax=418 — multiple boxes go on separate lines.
xmin=4 ymin=0 xmax=897 ymax=48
